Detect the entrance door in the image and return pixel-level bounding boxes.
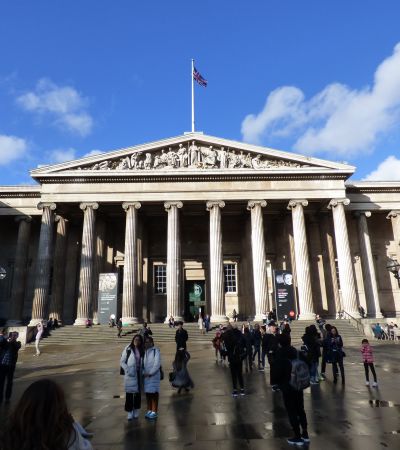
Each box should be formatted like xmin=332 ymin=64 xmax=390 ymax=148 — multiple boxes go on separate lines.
xmin=184 ymin=280 xmax=206 ymax=321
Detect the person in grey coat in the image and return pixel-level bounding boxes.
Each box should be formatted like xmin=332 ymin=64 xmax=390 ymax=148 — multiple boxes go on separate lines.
xmin=143 ymin=336 xmax=161 ymax=420
xmin=171 ymin=349 xmax=194 ymax=393
xmin=120 ymin=334 xmax=144 ymax=420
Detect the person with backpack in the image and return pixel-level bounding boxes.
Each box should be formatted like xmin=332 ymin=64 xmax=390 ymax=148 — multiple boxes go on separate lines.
xmin=275 ymin=334 xmax=310 ymax=446
xmin=301 ymin=325 xmax=322 ymax=384
xmin=170 ymin=349 xmax=194 ymax=393
xmin=223 ymin=324 xmax=246 ymax=397
xmin=120 ymin=334 xmax=144 ymax=420
xmin=143 ymin=336 xmax=162 ymax=419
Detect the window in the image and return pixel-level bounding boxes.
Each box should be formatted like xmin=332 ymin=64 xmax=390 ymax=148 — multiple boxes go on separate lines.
xmin=154 ymin=264 xmax=167 ymax=294
xmin=224 ymin=263 xmax=237 ymax=293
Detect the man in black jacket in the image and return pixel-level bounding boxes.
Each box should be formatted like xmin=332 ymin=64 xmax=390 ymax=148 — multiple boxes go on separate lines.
xmin=175 ymin=321 xmax=188 ymax=350
xmin=274 ymin=334 xmax=309 ymax=446
xmin=264 ymin=322 xmax=279 ymax=390
xmin=222 ymin=324 xmax=246 ymax=397
xmin=0 ymin=331 xmax=21 ymax=405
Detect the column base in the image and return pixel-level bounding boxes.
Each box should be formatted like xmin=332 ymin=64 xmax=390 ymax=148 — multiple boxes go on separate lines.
xmin=122 ymin=317 xmax=140 ymax=326
xmin=28 ymin=318 xmax=44 ymax=327
xmin=73 ymin=317 xmax=90 ymax=326
xmin=298 ymin=312 xmax=316 ymax=320
xmin=253 ymin=314 xmax=266 ymax=322
xmin=210 ymin=315 xmax=229 ymax=324
xmin=164 ymin=316 xmax=184 ymax=324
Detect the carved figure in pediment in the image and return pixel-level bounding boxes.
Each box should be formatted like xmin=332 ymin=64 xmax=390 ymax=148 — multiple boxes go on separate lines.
xmin=217 ymin=147 xmax=227 ymax=169
xmin=159 ymin=149 xmax=168 ymax=167
xmin=131 ymin=153 xmax=139 ymax=169
xmin=238 ymin=151 xmax=247 ymax=168
xmin=153 ymin=154 xmax=161 ymax=168
xmin=245 ymin=152 xmax=252 ymax=168
xmin=144 ymin=153 xmax=152 ymax=170
xmin=189 ymin=141 xmax=201 ymax=166
xmin=202 ymin=145 xmax=217 ymax=168
xmin=166 ymin=147 xmax=178 ymax=168
xmin=251 ymin=154 xmax=263 ymax=169
xmin=177 ymin=144 xmax=188 ymax=168
xmin=117 ymin=156 xmax=131 ymax=170
xmin=228 ymin=150 xmax=239 ymax=168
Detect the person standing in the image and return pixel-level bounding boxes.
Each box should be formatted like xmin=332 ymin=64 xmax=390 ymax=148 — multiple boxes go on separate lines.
xmin=0 ymin=331 xmax=21 ymax=405
xmin=35 ymin=322 xmax=43 ymax=356
xmin=143 ymin=336 xmax=161 ymax=419
xmin=139 ymin=322 xmax=153 ymax=340
xmin=120 ymin=334 xmax=144 ymax=420
xmin=175 ymin=322 xmax=188 ymax=351
xmin=171 ymin=349 xmax=194 ymax=393
xmin=223 ymin=324 xmax=246 ymax=397
xmin=252 ymin=323 xmax=262 ymax=370
xmin=328 ymin=326 xmax=345 ymax=385
xmin=301 ymin=325 xmax=322 ymax=384
xmin=274 ymin=334 xmax=310 ymax=446
xmin=265 ymin=322 xmax=280 ymax=390
xmin=232 ymin=309 xmax=238 ymax=322
xmin=243 ymin=327 xmax=253 ymax=373
xmin=320 ymin=323 xmax=332 ymax=380
xmin=204 ymin=314 xmax=211 ymax=333
xmin=117 ymin=318 xmax=123 ymax=338
xmin=361 ymin=339 xmax=378 ymax=387
xmin=198 ymin=315 xmax=205 ymax=334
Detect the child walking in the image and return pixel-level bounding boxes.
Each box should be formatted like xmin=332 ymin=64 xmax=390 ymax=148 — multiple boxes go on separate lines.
xmin=361 ymin=339 xmax=378 ymax=387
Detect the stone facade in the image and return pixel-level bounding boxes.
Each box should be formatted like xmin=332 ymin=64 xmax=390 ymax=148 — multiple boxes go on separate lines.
xmin=0 ymin=133 xmax=400 ymax=324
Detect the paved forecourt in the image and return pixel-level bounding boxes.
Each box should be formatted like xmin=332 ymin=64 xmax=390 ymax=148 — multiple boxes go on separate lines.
xmin=0 ymin=338 xmax=399 ymax=450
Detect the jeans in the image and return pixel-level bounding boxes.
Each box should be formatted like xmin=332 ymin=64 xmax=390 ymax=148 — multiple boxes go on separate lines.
xmin=281 ymin=386 xmax=308 ymax=439
xmin=261 ymin=349 xmax=267 ymax=368
xmin=0 ymin=365 xmax=16 ymax=403
xmin=253 ymin=345 xmax=261 ymax=366
xmin=364 ymin=362 xmax=377 ymax=382
xmin=332 ymin=357 xmax=345 ymax=382
xmin=230 ymin=361 xmax=244 ymax=390
xmin=310 ymin=361 xmax=319 ymax=381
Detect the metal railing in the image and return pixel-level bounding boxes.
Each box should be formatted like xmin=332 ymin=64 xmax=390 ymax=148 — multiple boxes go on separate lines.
xmin=340 ymin=310 xmax=365 ymax=334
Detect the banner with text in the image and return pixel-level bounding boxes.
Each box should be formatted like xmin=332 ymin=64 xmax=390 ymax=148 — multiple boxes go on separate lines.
xmin=273 ymin=270 xmax=296 ymax=321
xmin=98 ymin=273 xmax=118 ymax=325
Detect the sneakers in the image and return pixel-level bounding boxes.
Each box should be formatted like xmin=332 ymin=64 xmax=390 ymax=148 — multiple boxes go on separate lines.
xmin=232 ymin=390 xmax=238 ymax=398
xmin=145 ymin=410 xmax=152 ymax=418
xmin=127 ymin=411 xmax=134 ymax=421
xmin=372 ymin=381 xmax=378 ymax=387
xmin=287 ymin=436 xmax=304 ymax=446
xmin=147 ymin=411 xmax=158 ymax=420
xmin=365 ymin=381 xmax=370 ymax=386
xmin=133 ymin=409 xmax=140 ymax=419
xmin=240 ymin=389 xmax=245 ymax=396
xmin=310 ymin=380 xmax=319 ymax=385
xmin=271 ymin=385 xmax=280 ymax=392
xmin=301 ymin=431 xmax=310 ymax=443
xmin=320 ymin=373 xmax=326 ymax=380
xmin=258 ymin=367 xmax=265 ymax=372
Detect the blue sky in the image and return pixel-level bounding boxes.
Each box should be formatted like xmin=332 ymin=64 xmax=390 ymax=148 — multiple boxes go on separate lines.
xmin=1 ymin=1 xmax=400 ymax=184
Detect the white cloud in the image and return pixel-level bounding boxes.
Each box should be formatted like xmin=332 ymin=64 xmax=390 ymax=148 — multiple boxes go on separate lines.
xmin=241 ymin=43 xmax=400 ymax=158
xmin=16 ymin=79 xmax=93 ymax=136
xmin=364 ymin=155 xmax=400 ymax=181
xmin=83 ymin=149 xmax=104 ymax=157
xmin=0 ymin=135 xmax=27 ymax=165
xmin=49 ymin=148 xmax=76 ymax=163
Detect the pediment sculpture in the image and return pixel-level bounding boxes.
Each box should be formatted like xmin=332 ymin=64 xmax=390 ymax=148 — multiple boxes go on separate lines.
xmin=77 ymin=141 xmax=307 ymax=171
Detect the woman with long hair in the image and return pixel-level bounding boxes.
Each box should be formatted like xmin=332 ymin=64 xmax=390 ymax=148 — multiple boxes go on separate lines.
xmin=328 ymin=326 xmax=345 ymax=384
xmin=171 ymin=348 xmax=194 ymax=393
xmin=120 ymin=334 xmax=144 ymax=420
xmin=143 ymin=336 xmax=161 ymax=419
xmin=0 ymin=379 xmax=92 ymax=450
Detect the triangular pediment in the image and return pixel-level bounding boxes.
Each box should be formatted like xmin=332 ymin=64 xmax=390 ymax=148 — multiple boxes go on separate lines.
xmin=30 ymin=133 xmax=355 ymax=178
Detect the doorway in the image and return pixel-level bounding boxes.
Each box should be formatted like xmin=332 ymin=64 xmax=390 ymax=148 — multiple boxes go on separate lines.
xmin=184 ymin=280 xmax=206 ymax=322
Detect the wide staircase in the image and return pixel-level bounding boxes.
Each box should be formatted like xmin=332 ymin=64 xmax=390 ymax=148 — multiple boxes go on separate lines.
xmin=34 ymin=319 xmax=366 ymax=348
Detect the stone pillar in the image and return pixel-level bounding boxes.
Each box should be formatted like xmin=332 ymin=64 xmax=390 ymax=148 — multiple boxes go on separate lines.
xmin=74 ymin=202 xmax=98 ymax=325
xmin=207 ymin=201 xmax=227 ymax=323
xmin=7 ymin=216 xmax=32 ymax=325
xmin=287 ymin=200 xmax=314 ymax=319
xmin=247 ymin=200 xmax=268 ymax=321
xmin=328 ymin=199 xmax=360 ymax=317
xmin=91 ymin=218 xmax=106 ymax=325
xmin=164 ymin=201 xmax=183 ymax=322
xmin=386 ymin=210 xmax=400 ymax=260
xmin=355 ymin=211 xmax=383 ymax=318
xmin=122 ymin=202 xmax=141 ymax=324
xmin=29 ymin=203 xmax=56 ymax=326
xmin=48 ymin=216 xmax=68 ymax=322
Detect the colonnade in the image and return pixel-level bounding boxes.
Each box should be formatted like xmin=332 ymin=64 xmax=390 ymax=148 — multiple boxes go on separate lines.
xmin=7 ymin=198 xmax=397 ymax=326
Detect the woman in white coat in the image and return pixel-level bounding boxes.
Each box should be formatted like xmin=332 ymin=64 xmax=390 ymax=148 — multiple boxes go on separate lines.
xmin=143 ymin=336 xmax=161 ymax=419
xmin=120 ymin=334 xmax=144 ymax=420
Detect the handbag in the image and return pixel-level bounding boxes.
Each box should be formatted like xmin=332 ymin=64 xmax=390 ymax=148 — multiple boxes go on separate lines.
xmin=120 ymin=348 xmax=131 ymax=375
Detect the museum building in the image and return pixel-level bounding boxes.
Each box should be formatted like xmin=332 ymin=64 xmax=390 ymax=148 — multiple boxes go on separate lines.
xmin=1 ymin=132 xmax=400 ymax=325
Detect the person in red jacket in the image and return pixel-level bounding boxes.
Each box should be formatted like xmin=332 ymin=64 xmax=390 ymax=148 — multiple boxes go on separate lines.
xmin=361 ymin=339 xmax=378 ymax=387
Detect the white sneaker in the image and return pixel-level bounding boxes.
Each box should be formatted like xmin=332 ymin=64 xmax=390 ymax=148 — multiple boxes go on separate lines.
xmin=372 ymin=382 xmax=378 ymax=387
xmin=133 ymin=409 xmax=140 ymax=418
xmin=365 ymin=381 xmax=370 ymax=386
xmin=127 ymin=411 xmax=134 ymax=420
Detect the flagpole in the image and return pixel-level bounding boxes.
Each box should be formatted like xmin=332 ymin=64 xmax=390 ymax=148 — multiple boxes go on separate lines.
xmin=191 ymin=58 xmax=195 ymax=133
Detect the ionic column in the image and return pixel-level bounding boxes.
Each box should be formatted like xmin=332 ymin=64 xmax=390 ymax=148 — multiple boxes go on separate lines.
xmin=287 ymin=200 xmax=314 ymax=319
xmin=386 ymin=210 xmax=400 ymax=260
xmin=247 ymin=200 xmax=268 ymax=321
xmin=74 ymin=202 xmax=98 ymax=325
xmin=7 ymin=216 xmax=32 ymax=325
xmin=355 ymin=211 xmax=383 ymax=318
xmin=122 ymin=202 xmax=141 ymax=324
xmin=29 ymin=203 xmax=56 ymax=326
xmin=92 ymin=218 xmax=106 ymax=325
xmin=164 ymin=201 xmax=183 ymax=322
xmin=328 ymin=199 xmax=360 ymax=317
xmin=207 ymin=201 xmax=227 ymax=323
xmin=48 ymin=216 xmax=68 ymax=322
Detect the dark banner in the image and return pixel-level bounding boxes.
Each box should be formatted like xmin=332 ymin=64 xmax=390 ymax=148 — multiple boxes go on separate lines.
xmin=98 ymin=273 xmax=118 ymax=325
xmin=273 ymin=270 xmax=296 ymax=321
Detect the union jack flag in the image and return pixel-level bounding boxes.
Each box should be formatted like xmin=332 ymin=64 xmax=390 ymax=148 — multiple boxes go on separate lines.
xmin=193 ymin=67 xmax=207 ymax=87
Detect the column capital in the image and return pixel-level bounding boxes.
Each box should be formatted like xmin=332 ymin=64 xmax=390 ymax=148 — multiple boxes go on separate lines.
xmin=386 ymin=210 xmax=400 ymax=220
xmin=353 ymin=211 xmax=371 ymax=219
xmin=287 ymin=199 xmax=308 ymax=210
xmin=14 ymin=215 xmax=32 ymax=223
xmin=247 ymin=200 xmax=267 ymax=210
xmin=79 ymin=202 xmax=99 ymax=211
xmin=122 ymin=202 xmax=141 ymax=211
xmin=164 ymin=201 xmax=183 ymax=211
xmin=206 ymin=200 xmax=225 ymax=211
xmin=328 ymin=198 xmax=350 ymax=209
xmin=55 ymin=215 xmax=68 ymax=223
xmin=37 ymin=202 xmax=56 ymax=211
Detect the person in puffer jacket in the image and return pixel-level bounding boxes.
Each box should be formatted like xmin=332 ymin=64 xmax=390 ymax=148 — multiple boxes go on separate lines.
xmin=361 ymin=339 xmax=378 ymax=387
xmin=143 ymin=336 xmax=162 ymax=420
